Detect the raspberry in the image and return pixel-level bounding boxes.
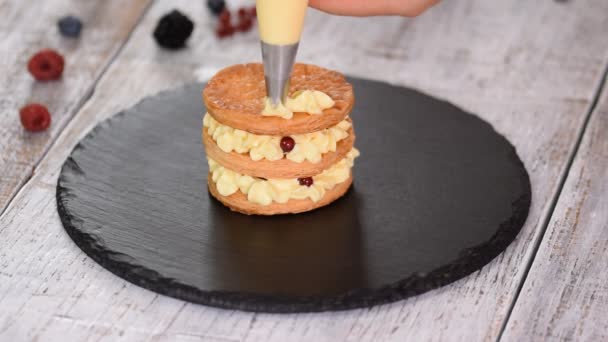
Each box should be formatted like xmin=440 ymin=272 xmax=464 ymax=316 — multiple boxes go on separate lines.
xmin=58 ymin=15 xmax=83 ymax=38
xmin=153 ymin=10 xmax=194 ymax=49
xmin=280 ymin=137 xmax=295 ymax=153
xmin=19 ymin=104 xmax=51 ymax=132
xmin=298 ymin=177 xmax=314 ymax=187
xmin=207 ymin=0 xmax=226 ymax=16
xmin=27 ymin=49 xmax=65 ymax=81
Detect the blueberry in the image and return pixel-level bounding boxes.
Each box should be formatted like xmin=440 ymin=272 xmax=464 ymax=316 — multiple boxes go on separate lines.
xmin=153 ymin=10 xmax=194 ymax=49
xmin=207 ymin=0 xmax=226 ymax=16
xmin=58 ymin=15 xmax=83 ymax=38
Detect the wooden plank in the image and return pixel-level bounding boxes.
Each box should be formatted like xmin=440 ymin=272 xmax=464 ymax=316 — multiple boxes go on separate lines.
xmin=1 ymin=0 xmax=608 ymax=341
xmin=500 ymin=78 xmax=608 ymax=341
xmin=0 ymin=0 xmax=151 ymax=214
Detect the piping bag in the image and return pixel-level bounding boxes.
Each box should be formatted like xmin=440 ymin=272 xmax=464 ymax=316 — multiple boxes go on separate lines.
xmin=256 ymin=0 xmax=309 ymax=107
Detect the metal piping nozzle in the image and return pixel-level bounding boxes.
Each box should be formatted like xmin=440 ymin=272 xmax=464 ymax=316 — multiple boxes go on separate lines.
xmin=261 ymin=41 xmax=299 ymax=106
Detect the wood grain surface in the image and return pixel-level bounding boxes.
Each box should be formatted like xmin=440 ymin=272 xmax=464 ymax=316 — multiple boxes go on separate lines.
xmin=0 ymin=0 xmax=152 ymax=214
xmin=501 ymin=78 xmax=608 ymax=341
xmin=0 ymin=0 xmax=607 ymax=340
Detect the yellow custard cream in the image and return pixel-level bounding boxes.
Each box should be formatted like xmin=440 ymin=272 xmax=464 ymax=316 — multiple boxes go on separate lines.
xmin=204 ymin=113 xmax=351 ymax=163
xmin=257 ymin=0 xmax=309 ymax=45
xmin=261 ymin=90 xmax=335 ymax=119
xmin=209 ymin=148 xmax=359 ymax=205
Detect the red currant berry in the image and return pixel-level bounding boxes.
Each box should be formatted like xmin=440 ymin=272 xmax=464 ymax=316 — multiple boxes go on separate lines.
xmin=215 ymin=27 xmax=226 ymax=38
xmin=19 ymin=104 xmax=51 ymax=132
xmin=298 ymin=177 xmax=314 ymax=187
xmin=216 ymin=24 xmax=235 ymax=38
xmin=280 ymin=137 xmax=295 ymax=153
xmin=250 ymin=6 xmax=257 ymax=18
xmin=219 ymin=9 xmax=231 ymax=24
xmin=237 ymin=17 xmax=253 ymax=32
xmin=27 ymin=49 xmax=64 ymax=81
xmin=237 ymin=8 xmax=248 ymax=19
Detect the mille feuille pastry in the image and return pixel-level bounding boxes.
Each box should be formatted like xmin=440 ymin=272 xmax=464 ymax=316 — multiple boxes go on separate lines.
xmin=202 ymin=63 xmax=359 ymax=215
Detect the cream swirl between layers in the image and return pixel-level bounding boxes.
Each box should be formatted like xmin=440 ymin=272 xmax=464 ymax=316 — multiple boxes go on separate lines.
xmin=261 ymin=90 xmax=335 ymax=119
xmin=208 ymin=148 xmax=359 ymax=206
xmin=203 ymin=113 xmax=352 ymax=163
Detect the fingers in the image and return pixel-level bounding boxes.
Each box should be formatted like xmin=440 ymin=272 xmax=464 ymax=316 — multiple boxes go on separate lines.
xmin=309 ymin=0 xmax=440 ymax=17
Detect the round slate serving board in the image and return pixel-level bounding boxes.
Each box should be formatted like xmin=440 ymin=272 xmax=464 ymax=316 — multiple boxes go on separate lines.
xmin=56 ymin=79 xmax=531 ymax=313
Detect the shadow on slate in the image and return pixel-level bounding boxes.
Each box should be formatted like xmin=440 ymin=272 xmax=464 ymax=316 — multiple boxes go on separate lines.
xmin=56 ymin=79 xmax=531 ymax=313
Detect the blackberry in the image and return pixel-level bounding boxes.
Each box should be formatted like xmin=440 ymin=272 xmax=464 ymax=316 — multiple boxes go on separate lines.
xmin=153 ymin=10 xmax=194 ymax=49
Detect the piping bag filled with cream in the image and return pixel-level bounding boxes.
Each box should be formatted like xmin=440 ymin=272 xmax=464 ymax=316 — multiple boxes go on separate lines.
xmin=257 ymin=0 xmax=309 ymax=108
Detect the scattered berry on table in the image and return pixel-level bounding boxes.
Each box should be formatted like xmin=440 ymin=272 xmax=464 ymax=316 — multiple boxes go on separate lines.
xmin=58 ymin=15 xmax=83 ymax=38
xmin=298 ymin=177 xmax=314 ymax=187
xmin=216 ymin=24 xmax=235 ymax=39
xmin=27 ymin=49 xmax=65 ymax=81
xmin=237 ymin=17 xmax=253 ymax=32
xmin=280 ymin=137 xmax=295 ymax=153
xmin=213 ymin=7 xmax=255 ymax=38
xmin=207 ymin=0 xmax=226 ymax=16
xmin=153 ymin=10 xmax=194 ymax=49
xmin=19 ymin=104 xmax=51 ymax=132
xmin=219 ymin=9 xmax=231 ymax=24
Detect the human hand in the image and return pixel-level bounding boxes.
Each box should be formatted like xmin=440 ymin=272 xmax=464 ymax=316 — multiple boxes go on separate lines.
xmin=309 ymin=0 xmax=440 ymax=17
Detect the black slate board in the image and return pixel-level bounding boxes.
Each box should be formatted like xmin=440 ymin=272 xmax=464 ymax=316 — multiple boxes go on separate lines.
xmin=56 ymin=79 xmax=531 ymax=313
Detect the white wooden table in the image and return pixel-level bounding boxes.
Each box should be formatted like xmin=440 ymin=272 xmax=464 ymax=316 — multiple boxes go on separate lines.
xmin=1 ymin=0 xmax=607 ymax=341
